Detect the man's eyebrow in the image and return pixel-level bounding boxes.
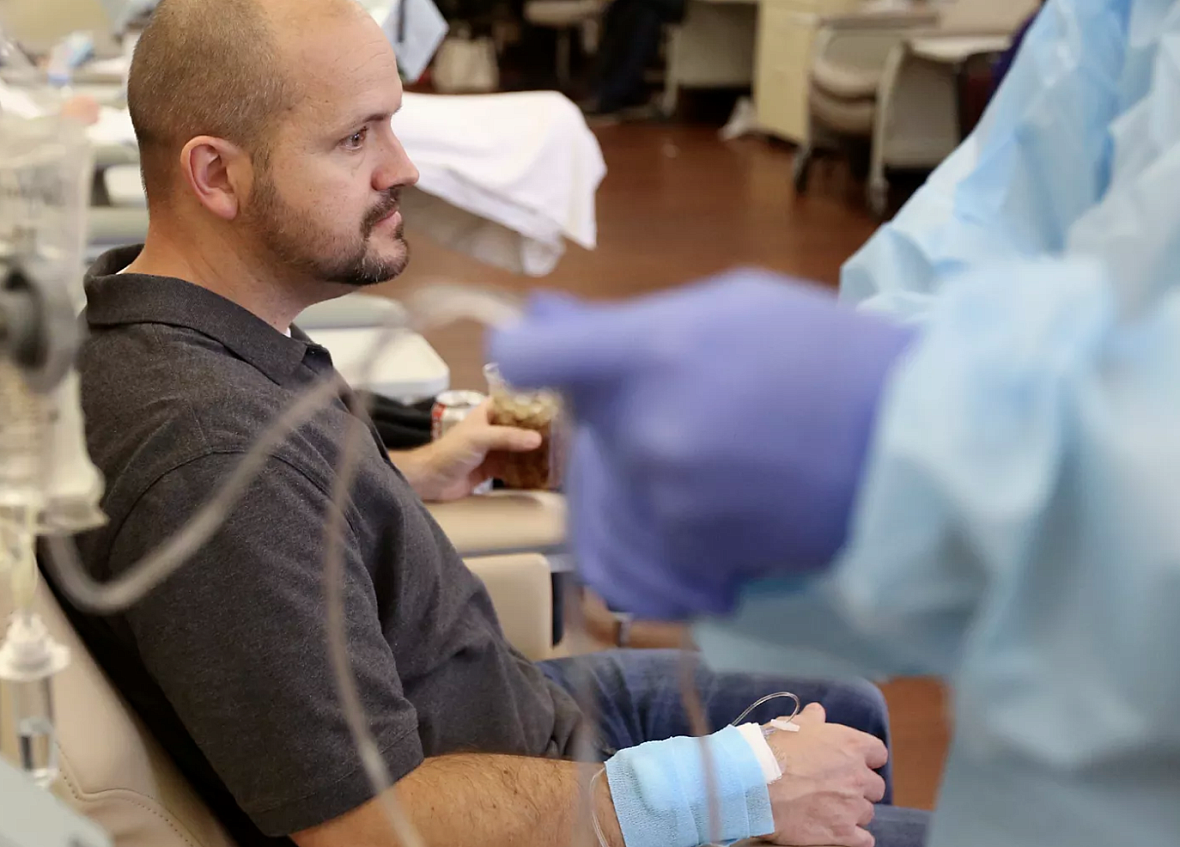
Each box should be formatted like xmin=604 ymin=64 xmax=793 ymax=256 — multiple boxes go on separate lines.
xmin=360 ymin=111 xmax=394 ymax=126
xmin=336 ymin=108 xmax=398 ymax=133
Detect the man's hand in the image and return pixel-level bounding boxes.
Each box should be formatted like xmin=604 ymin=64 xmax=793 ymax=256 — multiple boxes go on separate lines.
xmin=764 ymin=703 xmax=889 ymax=847
xmin=390 ymin=400 xmax=542 ymax=502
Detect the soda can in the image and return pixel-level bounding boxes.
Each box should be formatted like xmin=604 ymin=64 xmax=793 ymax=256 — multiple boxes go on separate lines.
xmin=431 ymin=390 xmax=486 ymax=441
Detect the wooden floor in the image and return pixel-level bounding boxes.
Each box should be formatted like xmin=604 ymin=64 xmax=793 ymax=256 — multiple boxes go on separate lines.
xmin=380 ymin=123 xmax=950 ymax=811
xmin=877 ymin=677 xmax=951 ymax=811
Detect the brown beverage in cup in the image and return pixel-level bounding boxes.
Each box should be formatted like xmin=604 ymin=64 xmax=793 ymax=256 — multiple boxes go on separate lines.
xmin=484 ymin=363 xmax=563 ymax=490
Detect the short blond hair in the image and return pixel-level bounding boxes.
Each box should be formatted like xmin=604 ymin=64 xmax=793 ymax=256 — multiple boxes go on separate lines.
xmin=128 ymin=0 xmax=293 ymax=206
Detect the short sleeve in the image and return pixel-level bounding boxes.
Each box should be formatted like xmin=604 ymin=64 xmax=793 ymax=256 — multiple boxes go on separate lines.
xmin=107 ymin=453 xmax=423 ymax=835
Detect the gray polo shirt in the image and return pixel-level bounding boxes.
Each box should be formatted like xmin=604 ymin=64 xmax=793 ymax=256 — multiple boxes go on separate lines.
xmin=65 ymin=246 xmax=582 ymax=845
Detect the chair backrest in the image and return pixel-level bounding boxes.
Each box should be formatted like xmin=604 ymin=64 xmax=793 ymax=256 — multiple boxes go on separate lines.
xmin=936 ymin=0 xmax=1040 ymax=35
xmin=0 ymin=577 xmax=237 ymax=847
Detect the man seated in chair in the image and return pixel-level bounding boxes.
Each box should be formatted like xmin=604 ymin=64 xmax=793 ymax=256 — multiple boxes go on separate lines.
xmin=65 ymin=1 xmax=929 ymax=846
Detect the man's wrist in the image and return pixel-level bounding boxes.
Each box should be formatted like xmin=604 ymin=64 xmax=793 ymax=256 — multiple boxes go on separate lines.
xmin=592 ymin=766 xmax=627 ymax=847
xmin=388 ymin=444 xmax=440 ymax=499
xmin=605 ymin=726 xmax=774 ymax=847
xmin=735 ymin=723 xmax=782 ymax=784
xmin=612 ymin=612 xmax=634 ymax=647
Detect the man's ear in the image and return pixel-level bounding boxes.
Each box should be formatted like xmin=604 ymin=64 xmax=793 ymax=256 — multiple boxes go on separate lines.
xmin=179 ymin=136 xmax=252 ymax=220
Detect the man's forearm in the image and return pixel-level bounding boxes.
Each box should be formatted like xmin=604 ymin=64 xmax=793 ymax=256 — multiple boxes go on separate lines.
xmin=387 ymin=447 xmax=432 ymax=494
xmin=402 ymin=754 xmax=623 ymax=847
xmin=293 ymin=754 xmax=625 ymax=847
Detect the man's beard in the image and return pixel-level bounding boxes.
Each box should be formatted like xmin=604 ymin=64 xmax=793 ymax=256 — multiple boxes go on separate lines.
xmin=245 ymin=171 xmax=410 ymax=287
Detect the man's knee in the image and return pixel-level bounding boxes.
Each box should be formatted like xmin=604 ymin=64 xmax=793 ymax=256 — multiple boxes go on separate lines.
xmin=825 ymin=677 xmax=890 ymax=740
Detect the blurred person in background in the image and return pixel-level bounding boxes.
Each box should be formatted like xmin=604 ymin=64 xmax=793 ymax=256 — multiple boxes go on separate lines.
xmin=581 ymin=0 xmax=680 ymax=117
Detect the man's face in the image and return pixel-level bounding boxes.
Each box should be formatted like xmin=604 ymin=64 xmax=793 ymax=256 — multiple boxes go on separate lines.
xmin=240 ymin=13 xmax=419 ymax=287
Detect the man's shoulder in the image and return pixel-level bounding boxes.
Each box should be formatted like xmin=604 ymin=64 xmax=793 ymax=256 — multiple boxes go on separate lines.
xmin=80 ymin=321 xmax=319 ymax=497
xmin=82 ymin=320 xmax=291 ymax=433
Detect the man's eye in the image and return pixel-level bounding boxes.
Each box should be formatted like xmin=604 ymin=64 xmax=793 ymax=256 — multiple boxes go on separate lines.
xmin=343 ymin=127 xmax=368 ymax=149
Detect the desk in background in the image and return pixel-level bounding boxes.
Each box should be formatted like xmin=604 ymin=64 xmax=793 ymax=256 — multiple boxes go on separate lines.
xmin=662 ymin=0 xmax=758 ymax=116
xmin=754 ymin=0 xmax=862 ymax=143
xmin=665 ymin=0 xmax=877 ymax=145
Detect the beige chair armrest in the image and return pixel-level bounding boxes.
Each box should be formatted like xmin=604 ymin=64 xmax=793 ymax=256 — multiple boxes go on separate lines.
xmin=813 ymin=27 xmax=918 ymax=95
xmin=466 ymin=553 xmax=554 ymax=661
xmin=935 ymin=0 xmax=1039 ymax=36
xmin=907 ymin=33 xmax=1012 ymax=63
xmin=426 ymin=491 xmax=566 ymax=558
xmin=812 ymin=8 xmax=940 ymax=87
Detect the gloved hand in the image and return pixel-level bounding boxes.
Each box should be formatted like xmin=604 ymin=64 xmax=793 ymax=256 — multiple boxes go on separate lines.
xmin=488 ymin=269 xmax=915 ymax=619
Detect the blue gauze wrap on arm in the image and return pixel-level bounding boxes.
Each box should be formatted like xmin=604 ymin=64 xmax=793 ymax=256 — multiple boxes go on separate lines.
xmin=604 ymin=725 xmax=775 ymax=847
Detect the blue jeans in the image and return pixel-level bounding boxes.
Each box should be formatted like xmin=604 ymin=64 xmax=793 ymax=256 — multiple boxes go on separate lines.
xmin=538 ymin=649 xmax=929 ymax=847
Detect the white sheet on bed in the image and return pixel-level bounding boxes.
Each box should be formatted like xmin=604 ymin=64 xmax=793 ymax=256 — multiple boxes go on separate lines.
xmin=393 ymin=91 xmax=606 ymax=275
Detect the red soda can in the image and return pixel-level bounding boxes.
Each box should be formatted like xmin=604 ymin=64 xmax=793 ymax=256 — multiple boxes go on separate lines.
xmin=431 ymin=390 xmax=486 ymax=441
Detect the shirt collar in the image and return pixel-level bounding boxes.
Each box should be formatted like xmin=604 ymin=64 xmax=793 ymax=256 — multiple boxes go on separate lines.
xmin=85 ymin=245 xmax=318 ymax=385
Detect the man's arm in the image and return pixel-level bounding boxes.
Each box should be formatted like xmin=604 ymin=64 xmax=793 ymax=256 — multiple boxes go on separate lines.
xmin=99 ymin=455 xmax=429 ymax=835
xmin=293 ymin=754 xmax=623 ymax=847
xmin=388 ymin=400 xmax=541 ymax=501
xmin=294 ymin=707 xmax=890 ymax=847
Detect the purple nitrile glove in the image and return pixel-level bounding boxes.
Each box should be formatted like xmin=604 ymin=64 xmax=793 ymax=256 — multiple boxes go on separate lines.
xmin=489 ymin=269 xmax=916 ymax=619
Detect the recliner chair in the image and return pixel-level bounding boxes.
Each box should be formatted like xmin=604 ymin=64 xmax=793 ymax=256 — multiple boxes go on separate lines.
xmin=0 ymin=552 xmax=554 ymax=847
xmin=795 ymin=0 xmax=1038 ymax=216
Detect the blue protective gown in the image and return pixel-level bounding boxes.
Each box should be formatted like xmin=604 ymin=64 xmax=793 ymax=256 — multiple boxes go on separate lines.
xmin=696 ymin=2 xmax=1180 ymax=845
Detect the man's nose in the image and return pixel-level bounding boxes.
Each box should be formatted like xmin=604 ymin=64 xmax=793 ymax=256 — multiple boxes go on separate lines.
xmin=373 ymin=129 xmax=419 ymax=191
